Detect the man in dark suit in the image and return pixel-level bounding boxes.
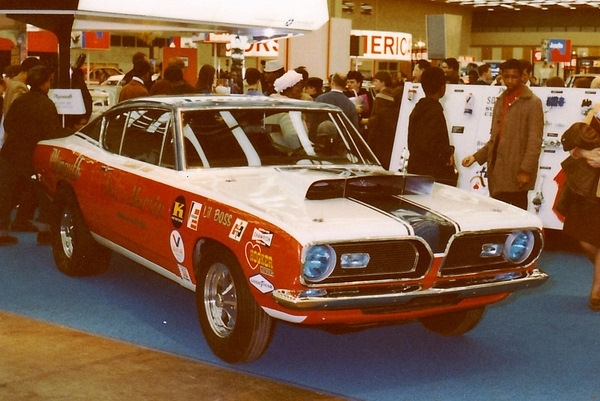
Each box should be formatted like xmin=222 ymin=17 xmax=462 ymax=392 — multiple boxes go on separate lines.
xmin=315 ymin=72 xmax=358 ymax=128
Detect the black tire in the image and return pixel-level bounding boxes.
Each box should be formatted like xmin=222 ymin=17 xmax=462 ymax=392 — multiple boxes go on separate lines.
xmin=51 ymin=188 xmax=111 ymax=276
xmin=420 ymin=307 xmax=485 ymax=336
xmin=196 ymin=245 xmax=274 ymax=363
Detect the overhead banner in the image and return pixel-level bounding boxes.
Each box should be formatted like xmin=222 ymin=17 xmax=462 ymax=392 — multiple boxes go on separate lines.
xmin=350 ymin=30 xmax=412 ymax=61
xmin=1 ymin=0 xmax=329 ymax=45
xmin=72 ymin=0 xmax=328 ymax=36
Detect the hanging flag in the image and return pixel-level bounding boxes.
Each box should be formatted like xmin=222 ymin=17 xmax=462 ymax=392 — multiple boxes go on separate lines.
xmin=81 ymin=31 xmax=110 ymax=50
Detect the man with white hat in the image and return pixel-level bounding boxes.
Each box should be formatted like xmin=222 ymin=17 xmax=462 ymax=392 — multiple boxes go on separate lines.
xmin=262 ymin=60 xmax=285 ymax=96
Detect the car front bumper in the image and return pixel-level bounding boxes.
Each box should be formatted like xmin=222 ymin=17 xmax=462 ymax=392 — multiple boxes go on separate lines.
xmin=272 ymin=269 xmax=548 ymax=311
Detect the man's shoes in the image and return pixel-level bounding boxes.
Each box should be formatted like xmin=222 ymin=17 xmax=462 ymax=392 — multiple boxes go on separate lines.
xmin=11 ymin=220 xmax=38 ymax=232
xmin=590 ymin=297 xmax=600 ymax=312
xmin=0 ymin=235 xmax=18 ymax=246
xmin=36 ymin=231 xmax=51 ymax=246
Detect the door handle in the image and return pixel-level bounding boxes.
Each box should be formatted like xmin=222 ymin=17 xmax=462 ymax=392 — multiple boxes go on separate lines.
xmin=101 ymin=165 xmax=114 ymax=172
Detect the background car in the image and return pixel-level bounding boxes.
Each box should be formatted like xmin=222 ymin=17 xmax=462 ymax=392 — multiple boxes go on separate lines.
xmin=89 ymin=73 xmax=162 ymax=119
xmin=564 ymin=73 xmax=600 ymax=88
xmin=86 ymin=67 xmax=123 ymax=85
xmin=33 ymin=95 xmax=548 ymax=363
xmin=99 ymin=74 xmax=124 ymax=86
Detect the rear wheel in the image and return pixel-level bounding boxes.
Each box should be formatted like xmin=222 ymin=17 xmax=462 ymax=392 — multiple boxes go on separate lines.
xmin=196 ymin=245 xmax=274 ymax=363
xmin=51 ymin=189 xmax=111 ymax=276
xmin=420 ymin=307 xmax=485 ymax=336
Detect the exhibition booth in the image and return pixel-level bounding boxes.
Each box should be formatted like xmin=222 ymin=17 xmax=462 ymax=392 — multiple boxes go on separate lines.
xmin=391 ymin=83 xmax=600 ymax=229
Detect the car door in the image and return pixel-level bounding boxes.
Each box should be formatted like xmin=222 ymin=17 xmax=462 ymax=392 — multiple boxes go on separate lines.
xmin=95 ymin=106 xmax=183 ymax=272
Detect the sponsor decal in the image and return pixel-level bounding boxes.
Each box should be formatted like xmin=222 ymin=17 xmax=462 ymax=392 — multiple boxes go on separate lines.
xmin=186 ymin=201 xmax=202 ymax=231
xmin=128 ymin=186 xmax=164 ymax=217
xmin=229 ymin=218 xmax=248 ymax=242
xmin=249 ymin=274 xmax=274 ymax=294
xmin=171 ymin=196 xmax=186 ymax=228
xmin=105 ymin=177 xmax=165 ymax=217
xmin=170 ymin=230 xmax=185 ymax=263
xmin=546 ymin=96 xmax=565 ymax=108
xmin=202 ymin=205 xmax=213 ymax=219
xmin=202 ymin=205 xmax=233 ymax=227
xmin=245 ymin=242 xmax=274 ymax=276
xmin=116 ymin=211 xmax=146 ymax=229
xmin=260 ymin=266 xmax=274 ymax=277
xmin=251 ymin=228 xmax=273 ymax=247
xmin=50 ymin=148 xmax=84 ymax=180
xmin=213 ymin=208 xmax=232 ymax=227
xmin=177 ymin=264 xmax=192 ymax=283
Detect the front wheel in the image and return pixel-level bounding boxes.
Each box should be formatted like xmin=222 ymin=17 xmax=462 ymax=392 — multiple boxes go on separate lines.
xmin=196 ymin=245 xmax=274 ymax=363
xmin=419 ymin=307 xmax=485 ymax=336
xmin=51 ymin=189 xmax=111 ymax=276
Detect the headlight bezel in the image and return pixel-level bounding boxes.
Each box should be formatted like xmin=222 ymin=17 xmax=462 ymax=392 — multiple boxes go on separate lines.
xmin=503 ymin=230 xmax=535 ymax=264
xmin=302 ymin=244 xmax=336 ymax=283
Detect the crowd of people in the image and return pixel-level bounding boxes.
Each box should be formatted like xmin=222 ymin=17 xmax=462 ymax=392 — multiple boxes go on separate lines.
xmin=0 ymin=57 xmax=74 ymax=247
xmin=112 ymin=54 xmax=407 ymax=170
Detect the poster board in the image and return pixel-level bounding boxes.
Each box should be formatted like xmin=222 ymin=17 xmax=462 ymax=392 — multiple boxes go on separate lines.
xmin=48 ymin=89 xmax=86 ymax=115
xmin=390 ymin=83 xmax=600 ymax=229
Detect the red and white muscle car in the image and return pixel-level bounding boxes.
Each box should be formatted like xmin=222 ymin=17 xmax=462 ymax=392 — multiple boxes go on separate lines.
xmin=34 ymin=95 xmax=548 ymax=363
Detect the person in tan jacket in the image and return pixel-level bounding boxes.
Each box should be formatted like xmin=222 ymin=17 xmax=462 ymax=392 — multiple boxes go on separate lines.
xmin=462 ymin=58 xmax=543 ymax=210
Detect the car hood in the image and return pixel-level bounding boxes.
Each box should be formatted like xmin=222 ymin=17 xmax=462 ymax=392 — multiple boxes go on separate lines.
xmin=183 ymin=166 xmax=542 ymax=249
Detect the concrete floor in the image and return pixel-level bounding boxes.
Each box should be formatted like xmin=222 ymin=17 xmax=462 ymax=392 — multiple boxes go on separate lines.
xmin=0 ymin=311 xmax=344 ymax=400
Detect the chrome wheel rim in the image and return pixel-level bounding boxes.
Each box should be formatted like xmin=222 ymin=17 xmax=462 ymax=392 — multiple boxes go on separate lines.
xmin=204 ymin=262 xmax=237 ymax=338
xmin=59 ymin=209 xmax=75 ymax=258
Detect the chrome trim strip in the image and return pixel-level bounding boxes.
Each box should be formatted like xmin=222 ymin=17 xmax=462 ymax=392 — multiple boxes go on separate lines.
xmin=272 ymin=269 xmax=548 ymax=310
xmin=92 ymin=234 xmax=196 ymax=291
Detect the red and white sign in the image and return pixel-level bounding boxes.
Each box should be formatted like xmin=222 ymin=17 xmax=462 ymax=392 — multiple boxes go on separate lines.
xmin=225 ymin=40 xmax=279 ymax=57
xmin=351 ymin=30 xmax=412 ymax=61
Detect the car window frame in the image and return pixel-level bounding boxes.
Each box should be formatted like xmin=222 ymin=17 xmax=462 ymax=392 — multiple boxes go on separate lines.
xmin=179 ymin=107 xmax=379 ymax=169
xmin=100 ymin=106 xmax=176 ymax=169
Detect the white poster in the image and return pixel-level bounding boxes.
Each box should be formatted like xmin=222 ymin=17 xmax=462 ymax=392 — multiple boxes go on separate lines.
xmin=48 ymin=89 xmax=86 ymax=115
xmin=391 ymin=83 xmax=600 ymax=229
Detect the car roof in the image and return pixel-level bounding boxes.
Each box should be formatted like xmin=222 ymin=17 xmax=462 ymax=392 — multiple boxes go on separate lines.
xmin=113 ymin=95 xmax=344 ymax=112
xmin=565 ymin=73 xmax=600 ymax=87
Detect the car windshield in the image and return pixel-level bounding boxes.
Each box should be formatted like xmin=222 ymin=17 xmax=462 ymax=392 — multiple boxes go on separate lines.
xmin=180 ymin=108 xmax=379 ymax=168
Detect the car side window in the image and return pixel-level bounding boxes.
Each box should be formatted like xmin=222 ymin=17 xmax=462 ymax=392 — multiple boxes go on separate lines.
xmin=103 ymin=111 xmax=127 ymax=154
xmin=121 ymin=109 xmax=172 ymax=166
xmin=183 ymin=111 xmax=247 ymax=167
xmin=103 ymin=108 xmax=174 ymax=168
xmin=78 ymin=116 xmax=102 ymax=141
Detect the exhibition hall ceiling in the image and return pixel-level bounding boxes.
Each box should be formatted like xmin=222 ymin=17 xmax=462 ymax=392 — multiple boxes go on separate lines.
xmin=439 ymin=0 xmax=600 ymax=10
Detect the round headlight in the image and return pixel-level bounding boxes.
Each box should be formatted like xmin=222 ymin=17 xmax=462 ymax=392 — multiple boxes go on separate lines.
xmin=503 ymin=230 xmax=535 ymax=264
xmin=303 ymin=245 xmax=336 ymax=282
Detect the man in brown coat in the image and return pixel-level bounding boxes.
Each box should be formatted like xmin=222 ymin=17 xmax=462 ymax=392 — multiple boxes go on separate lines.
xmin=462 ymin=58 xmax=543 ymax=210
xmin=118 ymin=60 xmax=151 ymax=103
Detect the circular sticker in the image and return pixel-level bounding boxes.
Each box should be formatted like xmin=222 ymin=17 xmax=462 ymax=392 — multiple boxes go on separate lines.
xmin=170 ymin=230 xmax=185 ymax=263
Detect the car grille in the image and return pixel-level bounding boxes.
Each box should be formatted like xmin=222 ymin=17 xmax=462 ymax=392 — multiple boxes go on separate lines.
xmin=439 ymin=230 xmax=544 ymax=276
xmin=312 ymin=239 xmax=432 ymax=286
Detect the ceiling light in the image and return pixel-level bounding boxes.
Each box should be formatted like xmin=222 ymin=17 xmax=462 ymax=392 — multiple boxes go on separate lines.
xmin=444 ymin=0 xmax=600 ymax=8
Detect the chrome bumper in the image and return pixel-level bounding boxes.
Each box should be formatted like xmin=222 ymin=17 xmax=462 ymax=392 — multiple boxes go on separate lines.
xmin=272 ymin=269 xmax=548 ymax=311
